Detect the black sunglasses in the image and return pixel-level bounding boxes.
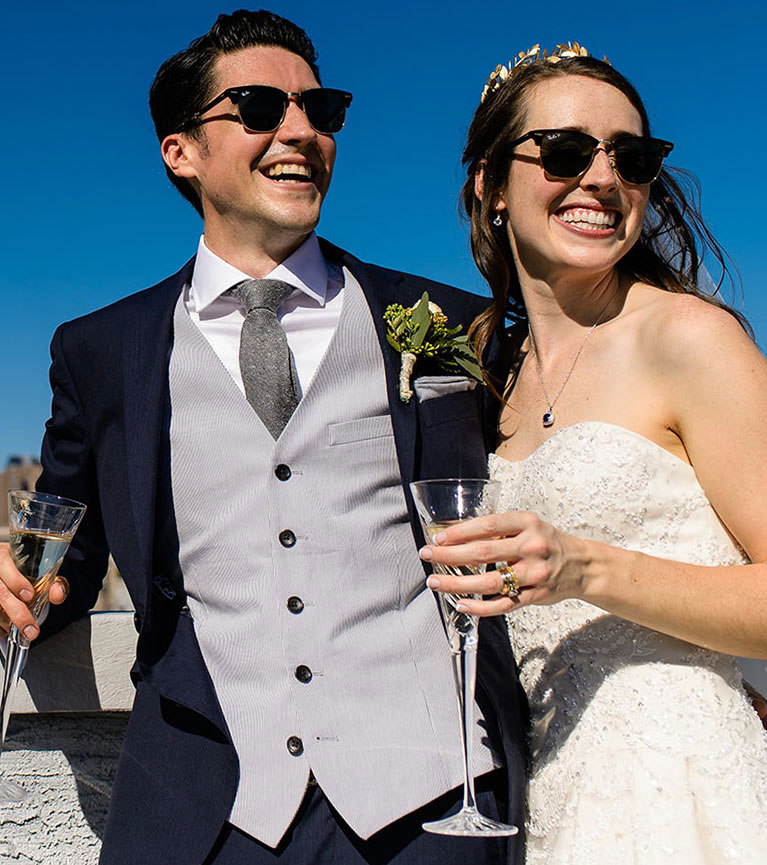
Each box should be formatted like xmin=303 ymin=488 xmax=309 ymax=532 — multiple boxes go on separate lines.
xmin=509 ymin=129 xmax=674 ymax=185
xmin=190 ymin=85 xmax=353 ymax=135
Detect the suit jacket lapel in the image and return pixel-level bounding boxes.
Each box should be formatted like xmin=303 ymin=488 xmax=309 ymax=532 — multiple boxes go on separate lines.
xmin=319 ymin=239 xmax=418 ymax=494
xmin=122 ymin=260 xmax=193 ymax=595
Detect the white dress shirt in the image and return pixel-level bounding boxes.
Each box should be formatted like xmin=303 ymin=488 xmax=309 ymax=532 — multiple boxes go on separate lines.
xmin=185 ymin=233 xmax=344 ymax=398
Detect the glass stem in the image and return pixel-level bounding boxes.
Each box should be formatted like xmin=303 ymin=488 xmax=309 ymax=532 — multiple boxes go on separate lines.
xmin=450 ymin=627 xmax=479 ymax=812
xmin=0 ymin=627 xmax=29 ymax=747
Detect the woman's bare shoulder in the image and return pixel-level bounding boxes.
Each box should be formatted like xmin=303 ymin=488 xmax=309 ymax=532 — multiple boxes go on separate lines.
xmin=628 ymin=285 xmax=754 ymax=366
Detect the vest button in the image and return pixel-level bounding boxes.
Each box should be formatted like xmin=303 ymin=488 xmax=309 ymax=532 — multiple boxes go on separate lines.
xmin=286 ymin=596 xmax=304 ymax=614
xmin=275 ymin=464 xmax=292 ymax=481
xmin=279 ymin=529 xmax=296 ymax=548
xmin=295 ymin=665 xmax=313 ymax=683
xmin=287 ymin=736 xmax=304 ymax=756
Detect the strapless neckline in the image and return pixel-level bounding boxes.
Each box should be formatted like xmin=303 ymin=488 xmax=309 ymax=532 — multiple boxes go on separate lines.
xmin=492 ymin=420 xmax=695 ymax=474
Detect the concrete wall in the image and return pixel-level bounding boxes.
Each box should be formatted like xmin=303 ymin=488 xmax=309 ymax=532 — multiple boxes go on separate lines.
xmin=0 ymin=613 xmax=134 ymax=864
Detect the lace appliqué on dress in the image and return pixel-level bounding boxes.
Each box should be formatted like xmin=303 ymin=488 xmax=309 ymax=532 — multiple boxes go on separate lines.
xmin=490 ymin=422 xmax=767 ymax=865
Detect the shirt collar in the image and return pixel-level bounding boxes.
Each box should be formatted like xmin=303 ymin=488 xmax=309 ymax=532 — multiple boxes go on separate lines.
xmin=190 ymin=232 xmax=329 ymax=313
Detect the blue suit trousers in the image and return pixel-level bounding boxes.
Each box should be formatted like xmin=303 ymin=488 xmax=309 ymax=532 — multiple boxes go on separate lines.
xmin=203 ymin=772 xmax=509 ymax=864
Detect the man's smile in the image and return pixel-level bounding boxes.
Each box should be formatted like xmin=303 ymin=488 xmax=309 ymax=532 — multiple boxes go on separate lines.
xmin=264 ymin=162 xmax=314 ymax=182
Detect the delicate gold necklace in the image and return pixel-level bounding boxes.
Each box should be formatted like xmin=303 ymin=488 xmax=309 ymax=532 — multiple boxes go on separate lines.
xmin=527 ymin=300 xmax=612 ymax=428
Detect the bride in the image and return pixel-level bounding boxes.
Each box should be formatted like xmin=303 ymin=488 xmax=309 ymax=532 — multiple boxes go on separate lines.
xmin=419 ymin=44 xmax=767 ymax=863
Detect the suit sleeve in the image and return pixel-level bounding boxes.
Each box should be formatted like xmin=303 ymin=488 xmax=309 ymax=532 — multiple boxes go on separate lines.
xmin=35 ymin=325 xmax=109 ymax=637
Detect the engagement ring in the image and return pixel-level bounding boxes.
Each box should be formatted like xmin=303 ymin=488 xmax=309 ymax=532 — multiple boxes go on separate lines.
xmin=497 ymin=563 xmax=520 ymax=598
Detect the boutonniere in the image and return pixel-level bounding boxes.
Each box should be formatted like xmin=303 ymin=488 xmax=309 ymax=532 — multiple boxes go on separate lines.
xmin=383 ymin=292 xmax=484 ymax=403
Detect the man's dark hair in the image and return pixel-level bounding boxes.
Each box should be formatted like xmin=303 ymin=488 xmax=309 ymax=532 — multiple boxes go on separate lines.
xmin=149 ymin=9 xmax=321 ymax=215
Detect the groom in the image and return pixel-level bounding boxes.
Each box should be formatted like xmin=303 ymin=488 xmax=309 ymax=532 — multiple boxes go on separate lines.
xmin=2 ymin=9 xmax=527 ymax=865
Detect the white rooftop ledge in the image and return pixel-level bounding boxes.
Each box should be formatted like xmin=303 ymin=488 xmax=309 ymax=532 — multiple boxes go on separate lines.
xmin=15 ymin=611 xmax=136 ymax=713
xmin=1 ymin=612 xmax=135 ymax=862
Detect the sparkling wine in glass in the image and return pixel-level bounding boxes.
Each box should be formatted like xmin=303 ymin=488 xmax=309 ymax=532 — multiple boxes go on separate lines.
xmin=0 ymin=490 xmax=86 ymax=802
xmin=410 ymin=478 xmax=518 ymax=837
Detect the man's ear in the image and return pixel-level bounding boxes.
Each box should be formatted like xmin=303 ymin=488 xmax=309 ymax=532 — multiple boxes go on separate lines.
xmin=161 ymin=133 xmax=200 ymax=180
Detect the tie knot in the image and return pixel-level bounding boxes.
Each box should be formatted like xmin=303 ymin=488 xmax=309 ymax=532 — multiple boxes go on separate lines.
xmin=231 ymin=278 xmax=295 ymax=315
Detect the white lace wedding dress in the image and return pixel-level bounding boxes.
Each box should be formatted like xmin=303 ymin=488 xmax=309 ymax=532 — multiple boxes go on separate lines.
xmin=490 ymin=422 xmax=767 ymax=864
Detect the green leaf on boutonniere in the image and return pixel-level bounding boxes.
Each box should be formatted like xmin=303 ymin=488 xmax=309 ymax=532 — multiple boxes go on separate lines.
xmin=410 ymin=293 xmax=432 ymax=349
xmin=383 ymin=293 xmax=485 ymax=403
xmin=451 ymin=336 xmax=484 ymax=381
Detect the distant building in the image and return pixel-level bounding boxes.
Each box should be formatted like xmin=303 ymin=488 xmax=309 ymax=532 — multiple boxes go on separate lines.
xmin=0 ymin=455 xmax=42 ymax=530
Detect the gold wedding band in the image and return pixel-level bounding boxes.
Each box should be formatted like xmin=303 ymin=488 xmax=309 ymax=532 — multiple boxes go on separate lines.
xmin=497 ymin=563 xmax=520 ymax=598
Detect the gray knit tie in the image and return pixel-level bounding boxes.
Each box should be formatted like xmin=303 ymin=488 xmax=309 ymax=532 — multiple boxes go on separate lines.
xmin=230 ymin=279 xmax=299 ymax=439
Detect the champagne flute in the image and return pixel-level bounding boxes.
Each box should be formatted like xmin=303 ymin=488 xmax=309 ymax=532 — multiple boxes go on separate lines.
xmin=409 ymin=478 xmax=518 ymax=837
xmin=0 ymin=490 xmax=86 ymax=802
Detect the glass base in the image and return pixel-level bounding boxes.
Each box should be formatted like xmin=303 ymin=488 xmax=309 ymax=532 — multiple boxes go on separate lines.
xmin=423 ymin=806 xmax=519 ymax=837
xmin=0 ymin=777 xmax=29 ymax=804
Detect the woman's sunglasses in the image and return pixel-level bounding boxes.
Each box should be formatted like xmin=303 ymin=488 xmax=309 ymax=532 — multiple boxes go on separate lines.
xmin=509 ymin=129 xmax=674 ymax=185
xmin=189 ymin=85 xmax=353 ymax=135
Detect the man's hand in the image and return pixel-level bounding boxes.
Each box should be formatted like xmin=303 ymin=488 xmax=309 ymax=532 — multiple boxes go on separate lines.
xmin=0 ymin=544 xmax=69 ymax=641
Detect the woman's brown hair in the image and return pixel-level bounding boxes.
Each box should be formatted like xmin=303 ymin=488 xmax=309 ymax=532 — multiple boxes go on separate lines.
xmin=461 ymin=55 xmax=748 ymax=390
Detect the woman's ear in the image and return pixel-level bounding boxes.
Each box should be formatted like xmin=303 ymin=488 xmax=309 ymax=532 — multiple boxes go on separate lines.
xmin=474 ymin=159 xmax=487 ymax=201
xmin=475 ymin=160 xmax=507 ymax=217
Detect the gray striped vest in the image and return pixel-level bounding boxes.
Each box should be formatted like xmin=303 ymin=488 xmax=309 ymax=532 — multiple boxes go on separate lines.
xmin=168 ymin=267 xmax=499 ymax=847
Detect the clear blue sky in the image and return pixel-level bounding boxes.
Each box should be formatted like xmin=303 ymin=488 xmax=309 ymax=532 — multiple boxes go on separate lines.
xmin=1 ymin=0 xmax=765 ymax=463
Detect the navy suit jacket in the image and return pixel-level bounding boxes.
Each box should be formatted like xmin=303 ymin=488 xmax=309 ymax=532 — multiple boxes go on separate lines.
xmin=37 ymin=240 xmax=528 ymax=865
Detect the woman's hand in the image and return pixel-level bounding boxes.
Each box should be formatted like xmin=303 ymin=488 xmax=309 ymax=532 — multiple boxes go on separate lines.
xmin=419 ymin=510 xmax=594 ymax=616
xmin=0 ymin=544 xmax=69 ymax=640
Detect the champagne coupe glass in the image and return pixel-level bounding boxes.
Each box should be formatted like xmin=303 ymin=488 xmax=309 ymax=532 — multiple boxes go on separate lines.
xmin=0 ymin=490 xmax=86 ymax=802
xmin=410 ymin=478 xmax=518 ymax=837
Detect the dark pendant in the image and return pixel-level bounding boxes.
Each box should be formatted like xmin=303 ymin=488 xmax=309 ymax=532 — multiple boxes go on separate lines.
xmin=542 ymin=410 xmax=555 ymax=427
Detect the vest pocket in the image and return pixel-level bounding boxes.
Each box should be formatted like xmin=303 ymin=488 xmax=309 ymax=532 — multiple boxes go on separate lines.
xmin=328 ymin=414 xmax=394 ymax=445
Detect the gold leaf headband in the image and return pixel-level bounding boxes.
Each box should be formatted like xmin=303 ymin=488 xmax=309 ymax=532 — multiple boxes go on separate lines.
xmin=480 ymin=41 xmax=606 ymax=103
